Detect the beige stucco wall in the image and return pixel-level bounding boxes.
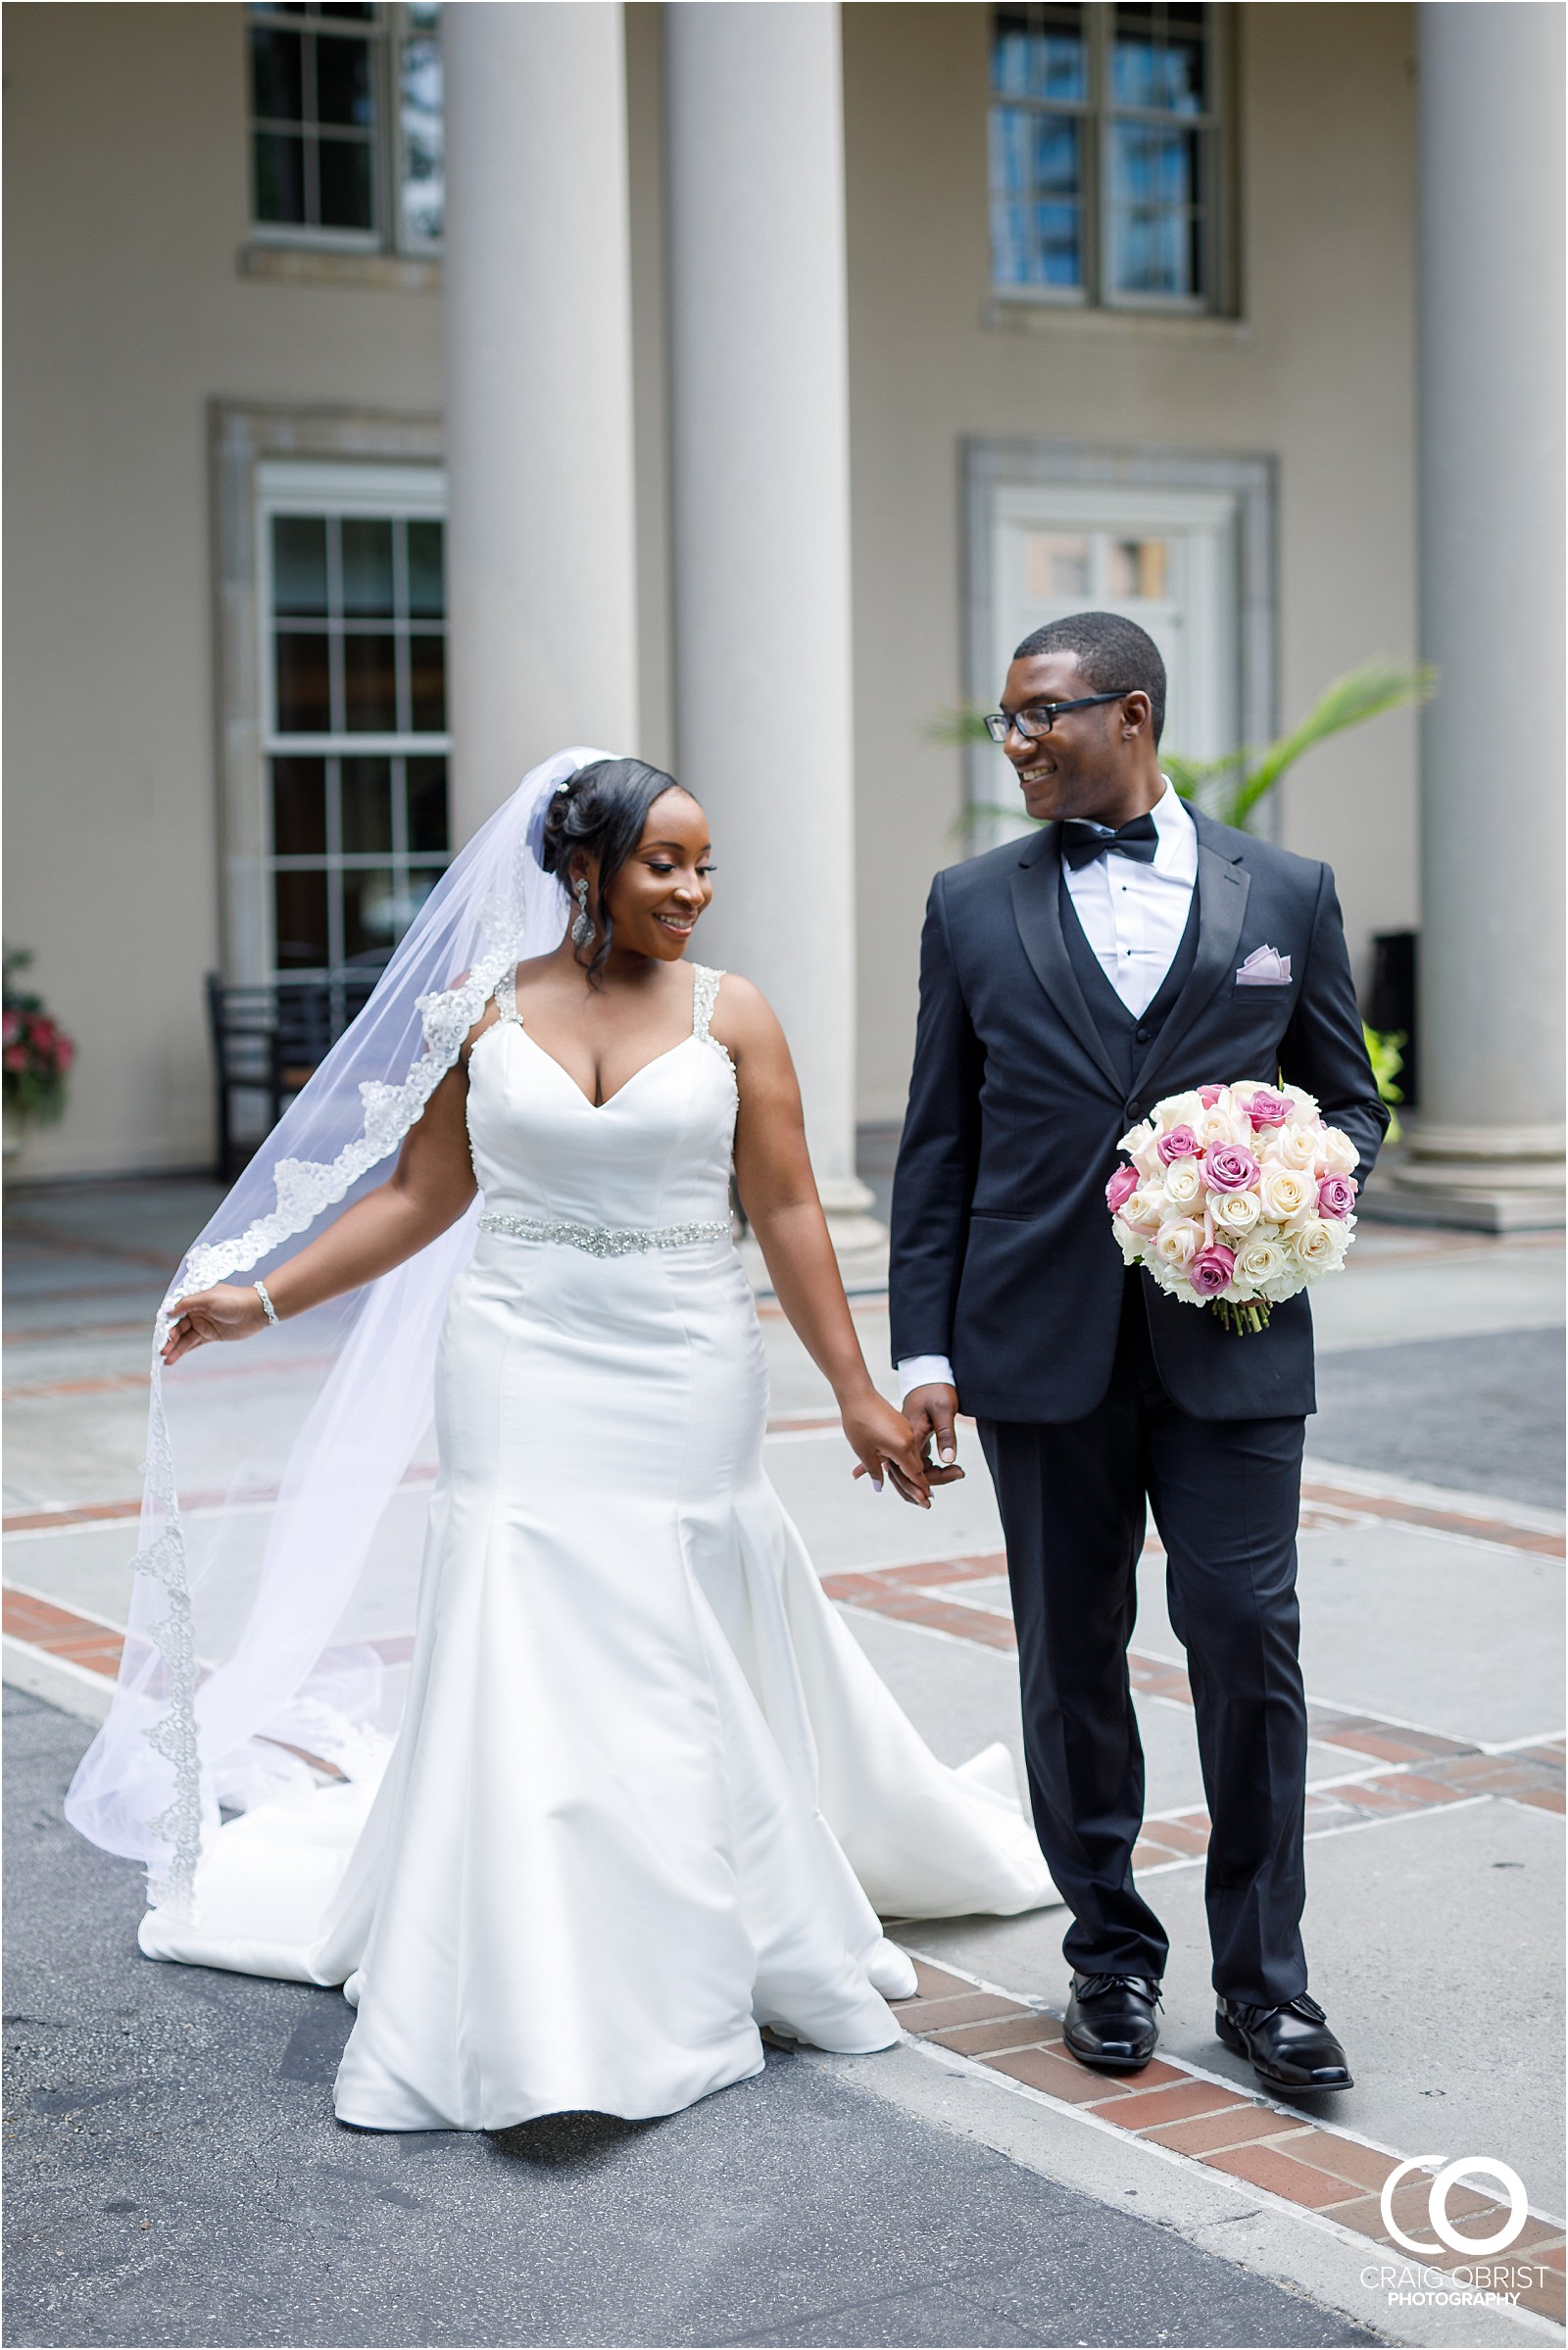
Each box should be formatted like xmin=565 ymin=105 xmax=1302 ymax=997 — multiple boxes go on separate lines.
xmin=843 ymin=2 xmax=1420 ymax=1122
xmin=4 ymin=2 xmax=442 ymax=1178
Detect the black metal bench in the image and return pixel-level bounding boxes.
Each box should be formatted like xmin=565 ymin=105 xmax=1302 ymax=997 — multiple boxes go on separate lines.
xmin=206 ymin=974 xmax=380 ymax=1182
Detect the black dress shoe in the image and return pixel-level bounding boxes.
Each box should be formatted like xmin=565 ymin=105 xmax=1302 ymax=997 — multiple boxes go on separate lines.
xmin=1063 ymin=1973 xmax=1161 ymax=2073
xmin=1215 ymin=1992 xmax=1353 ymax=2093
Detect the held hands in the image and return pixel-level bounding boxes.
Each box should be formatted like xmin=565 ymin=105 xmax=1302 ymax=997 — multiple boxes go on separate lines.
xmin=160 ymin=1283 xmax=270 ymax=1365
xmin=901 ymin=1383 xmax=965 ymax=1490
xmin=842 ymin=1387 xmax=936 ymax=1509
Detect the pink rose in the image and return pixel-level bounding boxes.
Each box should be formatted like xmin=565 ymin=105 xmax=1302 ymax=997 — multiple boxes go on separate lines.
xmin=1156 ymin=1123 xmax=1200 ymax=1167
xmin=1188 ymin=1245 xmax=1236 ymax=1297
xmin=1317 ymin=1173 xmax=1357 ymax=1220
xmin=1 ymin=1012 xmax=18 ymax=1047
xmin=1198 ymin=1085 xmax=1225 ymax=1108
xmin=1105 ymin=1163 xmax=1139 ymax=1214
xmin=1246 ymin=1088 xmax=1295 ymax=1129
xmin=1203 ymin=1144 xmax=1259 ymax=1193
xmin=3 ymin=1045 xmax=26 ymax=1072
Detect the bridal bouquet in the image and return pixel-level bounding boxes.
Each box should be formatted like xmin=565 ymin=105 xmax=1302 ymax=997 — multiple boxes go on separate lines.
xmin=1106 ymin=1082 xmax=1359 ymax=1335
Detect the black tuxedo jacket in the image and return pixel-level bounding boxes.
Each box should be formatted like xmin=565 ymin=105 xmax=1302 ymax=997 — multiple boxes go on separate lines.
xmin=888 ymin=811 xmax=1389 ymax=1424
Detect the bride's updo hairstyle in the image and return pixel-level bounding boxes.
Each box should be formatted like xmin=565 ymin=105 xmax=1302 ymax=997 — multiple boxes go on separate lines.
xmin=538 ymin=756 xmax=685 ymax=982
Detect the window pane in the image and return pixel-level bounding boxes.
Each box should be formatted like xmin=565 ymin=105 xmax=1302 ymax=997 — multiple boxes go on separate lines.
xmin=318 ymin=133 xmax=374 ymax=229
xmin=406 ymin=520 xmax=445 ymax=616
xmin=407 ymin=756 xmax=449 ymax=852
xmin=1024 ymin=532 xmax=1091 ymax=599
xmin=341 ymin=756 xmax=393 ymax=852
xmin=993 ymin=6 xmax=1085 ymax=101
xmin=342 ymin=634 xmax=399 ymax=731
xmin=989 ymin=104 xmax=1082 ymax=288
xmin=254 ymin=130 xmax=306 ymax=224
xmin=1108 ymin=538 xmax=1171 ymax=599
xmin=274 ymin=632 xmax=332 ymax=732
xmin=408 ymin=635 xmax=447 ymax=732
xmin=1109 ymin=123 xmax=1201 ymax=296
xmin=272 ymin=515 xmax=328 ymax=615
xmin=315 ymin=29 xmax=374 ymax=125
xmin=1113 ymin=6 xmax=1206 ymax=114
xmin=400 ymin=28 xmax=444 ymax=245
xmin=251 ymin=25 xmax=304 ymax=122
xmin=320 ymin=2 xmax=375 ymax=17
xmin=274 ymin=868 xmax=329 ymax=969
xmin=343 ymin=867 xmax=403 ymax=962
xmin=1033 ymin=113 xmax=1080 ymax=194
xmin=341 ymin=517 xmax=395 ymax=616
xmin=271 ymin=757 xmax=327 ymax=855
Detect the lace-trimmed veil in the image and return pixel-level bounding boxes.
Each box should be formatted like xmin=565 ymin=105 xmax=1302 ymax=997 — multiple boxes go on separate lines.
xmin=65 ymin=748 xmax=612 ymax=1911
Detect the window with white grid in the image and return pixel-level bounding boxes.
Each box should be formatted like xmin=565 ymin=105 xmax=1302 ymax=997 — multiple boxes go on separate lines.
xmin=248 ymin=2 xmax=443 ymax=253
xmin=259 ymin=467 xmax=451 ymax=981
xmin=989 ymin=4 xmax=1230 ymax=312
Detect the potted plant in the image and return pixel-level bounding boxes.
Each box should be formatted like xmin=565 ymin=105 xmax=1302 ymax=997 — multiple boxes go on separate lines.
xmin=3 ymin=949 xmax=75 ymax=1160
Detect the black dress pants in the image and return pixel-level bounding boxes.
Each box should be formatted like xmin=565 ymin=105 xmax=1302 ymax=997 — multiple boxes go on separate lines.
xmin=978 ymin=1276 xmax=1309 ymax=2007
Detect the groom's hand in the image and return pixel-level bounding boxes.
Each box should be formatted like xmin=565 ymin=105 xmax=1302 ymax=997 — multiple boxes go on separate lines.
xmin=903 ymin=1384 xmax=965 ymax=1486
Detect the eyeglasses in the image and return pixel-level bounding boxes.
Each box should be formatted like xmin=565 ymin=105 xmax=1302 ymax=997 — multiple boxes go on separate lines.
xmin=982 ymin=691 xmax=1134 ymax=745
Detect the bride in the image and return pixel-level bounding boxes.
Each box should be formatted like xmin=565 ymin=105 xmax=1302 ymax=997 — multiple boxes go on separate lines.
xmin=67 ymin=751 xmax=1055 ymax=2133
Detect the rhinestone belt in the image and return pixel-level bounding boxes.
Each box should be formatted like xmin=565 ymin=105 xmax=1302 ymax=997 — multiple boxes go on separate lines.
xmin=477 ymin=1209 xmax=730 ymax=1258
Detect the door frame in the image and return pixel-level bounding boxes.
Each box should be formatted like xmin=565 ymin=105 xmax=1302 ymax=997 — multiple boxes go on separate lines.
xmin=960 ymin=437 xmax=1277 ymax=850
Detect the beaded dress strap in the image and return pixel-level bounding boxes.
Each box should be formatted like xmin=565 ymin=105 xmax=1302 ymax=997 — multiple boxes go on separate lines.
xmin=495 ymin=962 xmax=520 ymax=1024
xmin=691 ymin=964 xmax=725 ymax=1043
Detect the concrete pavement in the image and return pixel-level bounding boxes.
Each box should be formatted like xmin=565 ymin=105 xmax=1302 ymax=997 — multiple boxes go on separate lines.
xmin=4 ymin=1178 xmax=1563 ymax=2346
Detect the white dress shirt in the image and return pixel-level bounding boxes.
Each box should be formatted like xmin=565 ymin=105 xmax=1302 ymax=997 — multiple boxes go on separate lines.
xmin=897 ymin=784 xmax=1198 ymax=1406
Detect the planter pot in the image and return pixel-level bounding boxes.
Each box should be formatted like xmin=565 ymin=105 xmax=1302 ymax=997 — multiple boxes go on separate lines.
xmin=3 ymin=1104 xmax=28 ymax=1165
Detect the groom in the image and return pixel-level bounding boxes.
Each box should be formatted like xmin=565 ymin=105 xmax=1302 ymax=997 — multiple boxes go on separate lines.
xmin=889 ymin=612 xmax=1387 ymax=2094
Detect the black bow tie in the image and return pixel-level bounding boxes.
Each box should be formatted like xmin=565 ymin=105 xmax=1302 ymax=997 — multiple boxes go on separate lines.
xmin=1060 ymin=812 xmax=1160 ymax=869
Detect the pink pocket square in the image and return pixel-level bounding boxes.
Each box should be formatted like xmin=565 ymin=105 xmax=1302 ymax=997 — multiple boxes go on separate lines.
xmin=1236 ymin=946 xmax=1293 ymax=985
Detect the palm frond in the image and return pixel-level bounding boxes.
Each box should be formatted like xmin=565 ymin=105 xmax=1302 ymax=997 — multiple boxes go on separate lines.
xmin=1222 ymin=660 xmax=1436 ymax=827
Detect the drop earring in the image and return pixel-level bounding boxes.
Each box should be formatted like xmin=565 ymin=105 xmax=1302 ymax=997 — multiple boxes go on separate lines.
xmin=570 ymin=877 xmax=595 ymax=950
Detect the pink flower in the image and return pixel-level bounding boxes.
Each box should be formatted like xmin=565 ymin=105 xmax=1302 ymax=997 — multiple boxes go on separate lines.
xmin=1188 ymin=1245 xmax=1236 ymax=1297
xmin=3 ymin=1045 xmax=26 ymax=1073
xmin=1246 ymin=1088 xmax=1295 ymax=1129
xmin=1156 ymin=1123 xmax=1200 ymax=1166
xmin=1204 ymin=1144 xmax=1260 ymax=1193
xmin=1105 ymin=1163 xmax=1139 ymax=1213
xmin=1 ymin=1013 xmax=18 ymax=1047
xmin=1198 ymin=1085 xmax=1225 ymax=1107
xmin=1317 ymin=1173 xmax=1357 ymax=1219
xmin=54 ymin=1039 xmax=74 ymax=1071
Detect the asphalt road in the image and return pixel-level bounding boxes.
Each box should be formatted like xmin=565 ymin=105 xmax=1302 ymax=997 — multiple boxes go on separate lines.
xmin=4 ymin=1693 xmax=1378 ymax=2350
xmin=1310 ymin=1325 xmax=1564 ymax=1507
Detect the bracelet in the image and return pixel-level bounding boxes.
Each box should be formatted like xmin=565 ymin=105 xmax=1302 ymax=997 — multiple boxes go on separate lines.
xmin=253 ymin=1280 xmax=279 ymax=1327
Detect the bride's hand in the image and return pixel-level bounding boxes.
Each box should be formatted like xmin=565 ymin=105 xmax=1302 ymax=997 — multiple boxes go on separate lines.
xmin=844 ymin=1390 xmax=933 ymax=1509
xmin=161 ymin=1284 xmax=270 ymax=1365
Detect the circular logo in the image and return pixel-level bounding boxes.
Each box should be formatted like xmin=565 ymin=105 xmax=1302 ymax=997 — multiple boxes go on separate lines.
xmin=1379 ymin=2156 xmax=1530 ymax=2257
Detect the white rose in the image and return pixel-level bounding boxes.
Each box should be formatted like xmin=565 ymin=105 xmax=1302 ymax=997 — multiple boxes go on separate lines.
xmin=1111 ymin=1216 xmax=1146 ymax=1267
xmin=1120 ymin=1186 xmax=1164 ymax=1234
xmin=1236 ymin=1236 xmax=1289 ymax=1293
xmin=1153 ymin=1216 xmax=1204 ymax=1269
xmin=1161 ymin=1156 xmax=1203 ymax=1210
xmin=1272 ymin=1122 xmax=1321 ymax=1170
xmin=1208 ymin=1187 xmax=1261 ymax=1237
xmin=1316 ymin=1126 xmax=1360 ymax=1177
xmin=1258 ymin=1166 xmax=1312 ymax=1223
xmin=1198 ymin=1103 xmax=1250 ymax=1151
xmin=1118 ymin=1120 xmax=1154 ymax=1160
xmin=1153 ymin=1091 xmax=1205 ymax=1137
xmin=1288 ymin=1217 xmax=1349 ymax=1271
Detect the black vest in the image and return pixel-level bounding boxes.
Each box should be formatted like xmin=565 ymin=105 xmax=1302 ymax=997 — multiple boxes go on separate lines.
xmin=1058 ymin=860 xmax=1201 ymax=1093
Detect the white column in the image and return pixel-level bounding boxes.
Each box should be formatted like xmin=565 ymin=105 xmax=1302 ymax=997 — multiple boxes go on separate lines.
xmin=442 ymin=3 xmax=640 ymax=840
xmin=664 ymin=2 xmax=880 ymax=1249
xmin=1389 ymin=2 xmax=1566 ymax=1228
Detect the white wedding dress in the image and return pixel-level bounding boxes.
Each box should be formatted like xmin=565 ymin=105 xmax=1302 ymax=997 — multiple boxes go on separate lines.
xmin=139 ymin=963 xmax=1054 ymax=2130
